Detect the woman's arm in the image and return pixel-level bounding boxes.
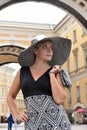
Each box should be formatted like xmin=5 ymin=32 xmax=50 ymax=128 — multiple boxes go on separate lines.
xmin=49 ymin=65 xmax=67 ymax=104
xmin=7 ymin=69 xmax=28 ymax=122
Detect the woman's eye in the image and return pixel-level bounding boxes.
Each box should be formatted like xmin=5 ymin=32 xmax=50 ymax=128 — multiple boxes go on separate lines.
xmin=41 ymin=44 xmax=53 ymax=50
xmin=42 ymin=45 xmax=46 ymax=49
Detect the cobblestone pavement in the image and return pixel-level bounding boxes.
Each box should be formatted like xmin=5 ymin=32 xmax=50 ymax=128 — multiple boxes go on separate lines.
xmin=0 ymin=123 xmax=87 ymax=130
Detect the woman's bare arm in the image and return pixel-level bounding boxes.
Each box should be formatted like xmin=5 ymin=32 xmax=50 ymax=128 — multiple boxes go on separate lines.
xmin=7 ymin=69 xmax=28 ymax=122
xmin=49 ymin=66 xmax=67 ymax=104
xmin=7 ymin=69 xmax=21 ymax=118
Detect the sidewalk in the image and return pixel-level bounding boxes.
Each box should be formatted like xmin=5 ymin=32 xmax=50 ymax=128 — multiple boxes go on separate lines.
xmin=72 ymin=124 xmax=87 ymax=130
xmin=0 ymin=123 xmax=24 ymax=130
xmin=0 ymin=123 xmax=87 ymax=130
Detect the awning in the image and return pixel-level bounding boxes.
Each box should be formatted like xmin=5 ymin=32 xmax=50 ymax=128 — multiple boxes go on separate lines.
xmin=76 ymin=108 xmax=87 ymax=113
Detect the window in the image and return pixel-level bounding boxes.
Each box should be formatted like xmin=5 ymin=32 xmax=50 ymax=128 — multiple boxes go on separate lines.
xmin=6 ymin=87 xmax=8 ymax=95
xmin=2 ymin=104 xmax=4 ymax=113
xmin=73 ymin=48 xmax=78 ymax=71
xmin=1 ymin=74 xmax=4 ymax=81
xmin=81 ymin=42 xmax=87 ymax=67
xmin=76 ymin=86 xmax=80 ymax=102
xmin=68 ymin=88 xmax=72 ymax=105
xmin=66 ymin=58 xmax=70 ymax=73
xmin=74 ymin=54 xmax=78 ymax=71
xmin=84 ymin=48 xmax=87 ymax=66
xmin=73 ymin=30 xmax=77 ymax=42
xmin=85 ymin=83 xmax=87 ymax=100
xmin=2 ymin=87 xmax=4 ymax=98
xmin=81 ymin=42 xmax=87 ymax=66
xmin=82 ymin=29 xmax=86 ymax=36
xmin=79 ymin=2 xmax=85 ymax=8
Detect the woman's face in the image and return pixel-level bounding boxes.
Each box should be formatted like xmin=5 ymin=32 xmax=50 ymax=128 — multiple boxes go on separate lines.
xmin=34 ymin=41 xmax=53 ymax=62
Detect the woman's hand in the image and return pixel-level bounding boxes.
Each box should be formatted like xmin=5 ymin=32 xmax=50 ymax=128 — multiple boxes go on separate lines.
xmin=49 ymin=65 xmax=61 ymax=74
xmin=15 ymin=109 xmax=28 ymax=123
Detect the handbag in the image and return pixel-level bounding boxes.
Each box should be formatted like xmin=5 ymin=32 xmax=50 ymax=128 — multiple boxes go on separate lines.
xmin=59 ymin=69 xmax=72 ymax=88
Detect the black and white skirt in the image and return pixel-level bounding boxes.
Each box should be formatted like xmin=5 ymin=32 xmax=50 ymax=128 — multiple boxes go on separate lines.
xmin=24 ymin=95 xmax=71 ymax=130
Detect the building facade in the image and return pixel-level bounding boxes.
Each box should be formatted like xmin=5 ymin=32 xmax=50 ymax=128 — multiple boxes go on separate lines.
xmin=0 ymin=15 xmax=87 ymax=123
xmin=55 ymin=15 xmax=87 ymax=123
xmin=0 ymin=65 xmax=24 ymax=122
xmin=56 ymin=15 xmax=87 ymax=110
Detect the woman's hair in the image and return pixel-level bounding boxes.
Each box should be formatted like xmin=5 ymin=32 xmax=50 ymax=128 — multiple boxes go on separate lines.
xmin=35 ymin=39 xmax=52 ymax=49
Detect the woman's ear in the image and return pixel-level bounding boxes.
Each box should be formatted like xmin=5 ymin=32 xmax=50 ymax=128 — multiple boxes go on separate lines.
xmin=34 ymin=48 xmax=37 ymax=55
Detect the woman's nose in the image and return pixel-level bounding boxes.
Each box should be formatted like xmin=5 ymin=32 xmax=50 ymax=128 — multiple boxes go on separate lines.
xmin=47 ymin=47 xmax=52 ymax=51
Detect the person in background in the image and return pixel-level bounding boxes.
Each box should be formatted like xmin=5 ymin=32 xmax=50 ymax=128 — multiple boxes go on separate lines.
xmin=7 ymin=35 xmax=72 ymax=130
xmin=7 ymin=114 xmax=14 ymax=130
xmin=0 ymin=116 xmax=4 ymax=123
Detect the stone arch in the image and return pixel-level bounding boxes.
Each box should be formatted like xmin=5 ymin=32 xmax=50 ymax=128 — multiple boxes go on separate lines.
xmin=0 ymin=0 xmax=87 ymax=65
xmin=0 ymin=45 xmax=24 ymax=66
xmin=0 ymin=0 xmax=87 ymax=30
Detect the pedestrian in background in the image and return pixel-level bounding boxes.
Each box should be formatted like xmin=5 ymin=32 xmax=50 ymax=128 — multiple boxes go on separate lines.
xmin=7 ymin=114 xmax=14 ymax=130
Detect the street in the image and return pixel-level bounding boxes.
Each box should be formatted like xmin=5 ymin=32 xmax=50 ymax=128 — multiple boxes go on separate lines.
xmin=0 ymin=123 xmax=87 ymax=130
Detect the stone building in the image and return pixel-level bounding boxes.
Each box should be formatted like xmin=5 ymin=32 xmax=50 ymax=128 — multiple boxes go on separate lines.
xmin=0 ymin=15 xmax=87 ymax=123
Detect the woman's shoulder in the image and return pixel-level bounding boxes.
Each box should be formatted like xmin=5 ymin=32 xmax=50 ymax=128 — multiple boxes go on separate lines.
xmin=18 ymin=66 xmax=29 ymax=77
xmin=20 ymin=66 xmax=28 ymax=71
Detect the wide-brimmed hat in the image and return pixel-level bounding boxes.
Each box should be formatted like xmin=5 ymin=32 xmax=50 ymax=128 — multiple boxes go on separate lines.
xmin=18 ymin=35 xmax=72 ymax=66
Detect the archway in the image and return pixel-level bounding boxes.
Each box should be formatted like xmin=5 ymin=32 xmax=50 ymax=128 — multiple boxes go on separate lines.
xmin=0 ymin=45 xmax=24 ymax=65
xmin=0 ymin=0 xmax=87 ymax=65
xmin=0 ymin=0 xmax=87 ymax=30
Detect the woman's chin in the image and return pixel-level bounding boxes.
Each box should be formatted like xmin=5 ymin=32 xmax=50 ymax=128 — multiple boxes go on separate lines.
xmin=47 ymin=59 xmax=52 ymax=62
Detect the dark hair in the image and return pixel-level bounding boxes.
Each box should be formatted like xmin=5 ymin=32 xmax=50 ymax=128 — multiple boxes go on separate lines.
xmin=35 ymin=39 xmax=52 ymax=48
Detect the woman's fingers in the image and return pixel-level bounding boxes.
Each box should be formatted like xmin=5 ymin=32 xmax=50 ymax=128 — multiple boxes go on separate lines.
xmin=20 ymin=114 xmax=28 ymax=122
xmin=51 ymin=65 xmax=61 ymax=74
xmin=53 ymin=65 xmax=61 ymax=70
xmin=24 ymin=109 xmax=28 ymax=114
xmin=17 ymin=111 xmax=29 ymax=123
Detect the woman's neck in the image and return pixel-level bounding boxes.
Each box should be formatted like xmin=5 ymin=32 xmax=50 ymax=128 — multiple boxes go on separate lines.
xmin=31 ymin=60 xmax=50 ymax=70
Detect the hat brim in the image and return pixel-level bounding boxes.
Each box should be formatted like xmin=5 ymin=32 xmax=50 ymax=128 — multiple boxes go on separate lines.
xmin=18 ymin=37 xmax=72 ymax=66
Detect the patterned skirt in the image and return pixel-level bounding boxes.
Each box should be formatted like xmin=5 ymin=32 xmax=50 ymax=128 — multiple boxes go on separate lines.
xmin=24 ymin=95 xmax=71 ymax=130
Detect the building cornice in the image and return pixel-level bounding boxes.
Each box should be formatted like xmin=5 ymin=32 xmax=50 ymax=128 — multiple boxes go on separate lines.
xmin=0 ymin=21 xmax=55 ymax=30
xmin=70 ymin=68 xmax=87 ymax=82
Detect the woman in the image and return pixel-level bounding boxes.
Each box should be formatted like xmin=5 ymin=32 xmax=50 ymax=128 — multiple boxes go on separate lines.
xmin=7 ymin=35 xmax=72 ymax=130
